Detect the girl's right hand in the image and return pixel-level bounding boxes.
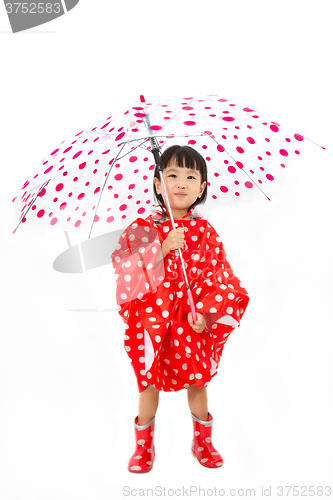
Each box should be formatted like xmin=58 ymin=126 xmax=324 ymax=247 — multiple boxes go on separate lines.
xmin=162 ymin=227 xmax=185 ymax=256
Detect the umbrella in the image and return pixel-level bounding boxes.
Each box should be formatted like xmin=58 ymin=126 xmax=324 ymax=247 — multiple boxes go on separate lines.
xmin=12 ymin=93 xmax=324 ymax=319
xmin=12 ymin=93 xmax=324 ymax=241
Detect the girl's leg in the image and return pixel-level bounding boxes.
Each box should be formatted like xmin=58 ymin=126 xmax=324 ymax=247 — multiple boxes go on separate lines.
xmin=187 ymin=383 xmax=209 ymax=421
xmin=138 ymin=383 xmax=160 ymax=426
xmin=129 ymin=384 xmax=158 ymax=473
xmin=187 ymin=384 xmax=223 ymax=468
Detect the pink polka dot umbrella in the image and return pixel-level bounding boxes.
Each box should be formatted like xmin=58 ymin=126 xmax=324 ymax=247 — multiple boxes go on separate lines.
xmin=12 ymin=94 xmax=324 ymax=239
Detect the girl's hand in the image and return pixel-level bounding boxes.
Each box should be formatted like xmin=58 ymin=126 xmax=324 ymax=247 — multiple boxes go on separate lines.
xmin=188 ymin=312 xmax=206 ymax=333
xmin=162 ymin=227 xmax=185 ymax=257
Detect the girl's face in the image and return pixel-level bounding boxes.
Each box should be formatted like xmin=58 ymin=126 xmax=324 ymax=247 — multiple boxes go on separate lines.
xmin=154 ymin=159 xmax=206 ymax=219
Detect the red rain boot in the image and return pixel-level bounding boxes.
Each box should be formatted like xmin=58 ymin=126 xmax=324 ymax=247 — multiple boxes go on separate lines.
xmin=191 ymin=412 xmax=224 ymax=468
xmin=128 ymin=415 xmax=155 ymax=473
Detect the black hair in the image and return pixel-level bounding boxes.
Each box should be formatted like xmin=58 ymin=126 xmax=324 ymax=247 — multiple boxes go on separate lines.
xmin=153 ymin=145 xmax=208 ymax=212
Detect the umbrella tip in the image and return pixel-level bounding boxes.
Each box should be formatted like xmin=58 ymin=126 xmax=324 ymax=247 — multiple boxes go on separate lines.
xmin=140 ymin=95 xmax=145 ymax=103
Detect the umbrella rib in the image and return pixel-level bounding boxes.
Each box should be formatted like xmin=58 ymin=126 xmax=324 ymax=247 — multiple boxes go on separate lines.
xmin=13 ymin=180 xmax=51 ymax=234
xmin=86 ymin=130 xmax=204 ymax=144
xmin=88 ymin=138 xmax=150 ymax=239
xmin=88 ymin=142 xmax=127 ymax=239
xmin=121 ymin=138 xmax=152 ymax=151
xmin=158 ymin=96 xmax=197 ymax=131
xmin=86 ymin=131 xmax=120 ymax=137
xmin=150 ymin=96 xmax=232 ymax=134
xmin=302 ymin=135 xmax=326 ymax=149
xmin=110 ymin=138 xmax=151 ymax=161
xmin=141 ymin=96 xmax=198 ymax=134
xmin=203 ymin=133 xmax=272 ymax=201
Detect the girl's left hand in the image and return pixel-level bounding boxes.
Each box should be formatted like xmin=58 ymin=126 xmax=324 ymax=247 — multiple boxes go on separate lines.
xmin=188 ymin=312 xmax=206 ymax=333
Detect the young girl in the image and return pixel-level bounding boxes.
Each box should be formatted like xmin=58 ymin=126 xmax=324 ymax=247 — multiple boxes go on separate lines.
xmin=111 ymin=145 xmax=249 ymax=472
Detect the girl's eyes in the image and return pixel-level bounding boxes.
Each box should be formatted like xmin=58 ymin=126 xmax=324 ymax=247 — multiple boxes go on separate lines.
xmin=168 ymin=174 xmax=196 ymax=179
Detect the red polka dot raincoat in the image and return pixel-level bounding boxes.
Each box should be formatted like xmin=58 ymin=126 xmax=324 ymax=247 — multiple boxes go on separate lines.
xmin=111 ymin=205 xmax=250 ymax=393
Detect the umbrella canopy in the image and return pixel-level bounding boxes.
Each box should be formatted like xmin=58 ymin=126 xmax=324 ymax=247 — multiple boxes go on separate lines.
xmin=12 ymin=94 xmax=323 ymax=241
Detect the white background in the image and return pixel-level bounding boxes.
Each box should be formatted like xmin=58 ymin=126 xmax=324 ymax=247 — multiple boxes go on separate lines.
xmin=1 ymin=1 xmax=332 ymax=499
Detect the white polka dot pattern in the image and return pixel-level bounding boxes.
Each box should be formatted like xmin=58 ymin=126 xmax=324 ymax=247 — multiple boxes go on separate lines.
xmin=112 ymin=207 xmax=249 ymax=392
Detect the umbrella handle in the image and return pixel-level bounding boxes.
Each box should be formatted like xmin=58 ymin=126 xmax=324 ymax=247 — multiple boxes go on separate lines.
xmin=187 ymin=288 xmax=197 ymax=324
xmin=141 ymin=97 xmax=198 ymax=326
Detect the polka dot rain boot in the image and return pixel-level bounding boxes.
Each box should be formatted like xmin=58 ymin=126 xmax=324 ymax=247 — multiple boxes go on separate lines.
xmin=128 ymin=415 xmax=155 ymax=473
xmin=191 ymin=412 xmax=224 ymax=468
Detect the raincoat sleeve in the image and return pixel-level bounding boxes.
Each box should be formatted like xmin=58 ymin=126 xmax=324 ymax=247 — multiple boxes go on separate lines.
xmin=111 ymin=218 xmax=165 ymax=315
xmin=194 ymin=222 xmax=250 ymax=332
